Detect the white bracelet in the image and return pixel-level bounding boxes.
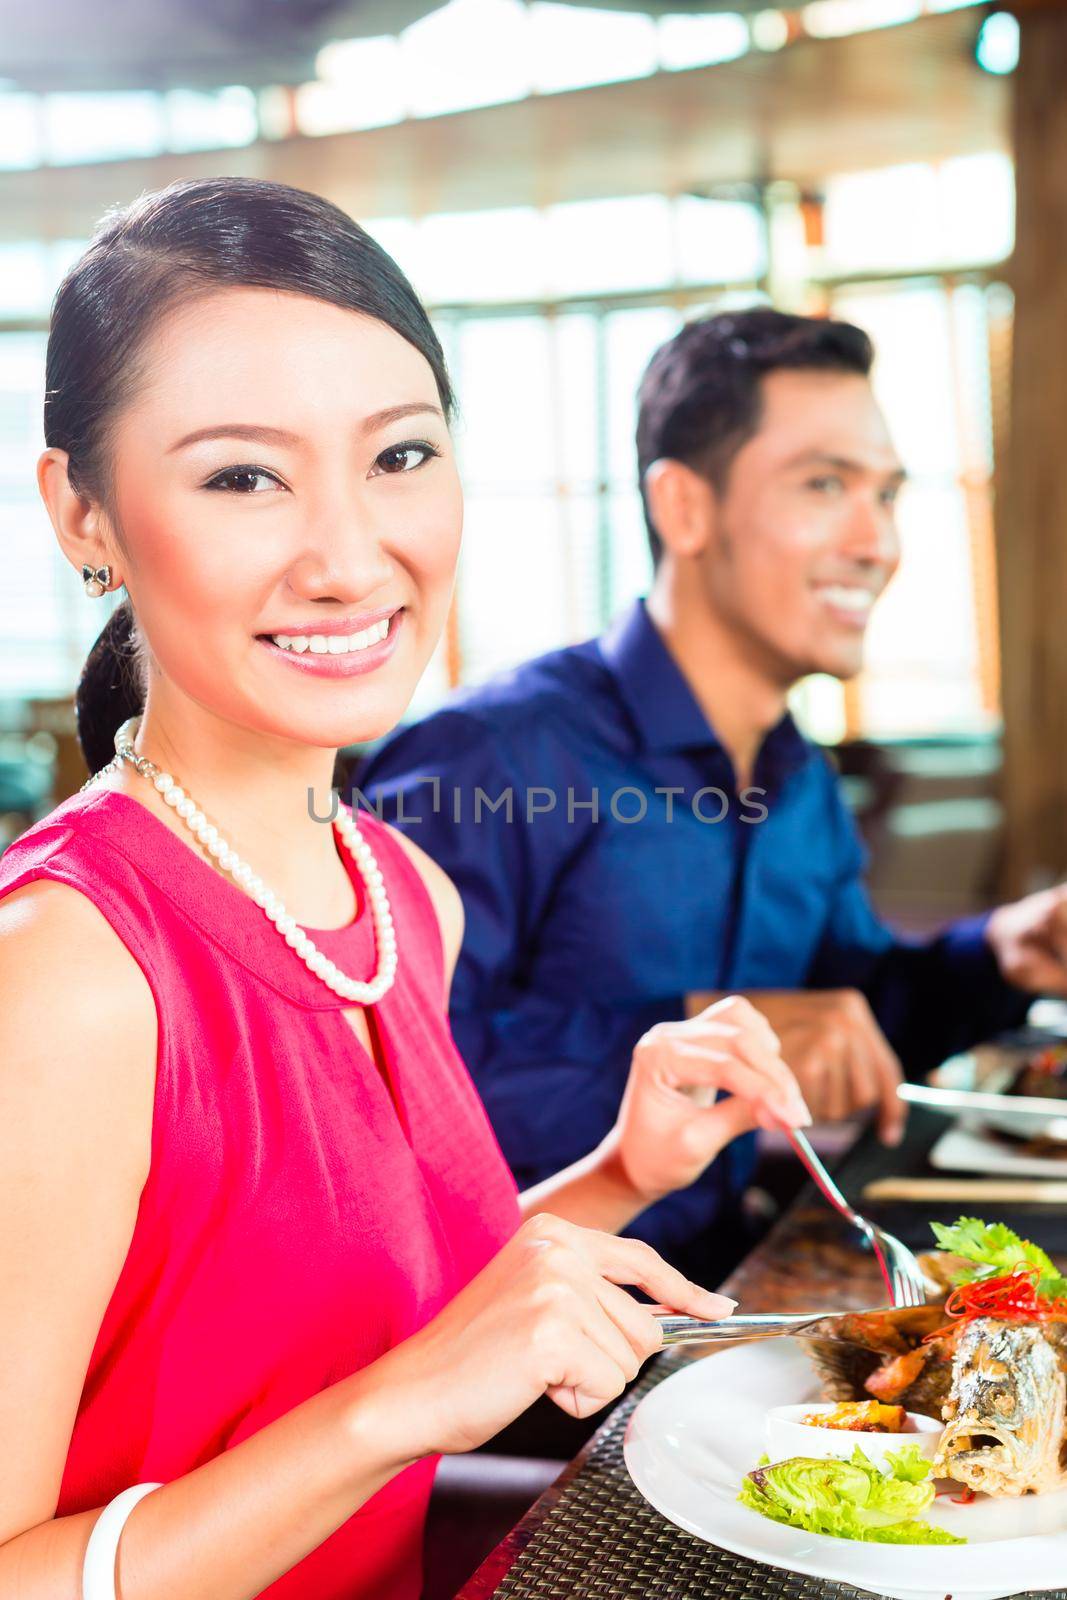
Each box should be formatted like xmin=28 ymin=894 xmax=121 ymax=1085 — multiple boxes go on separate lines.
xmin=82 ymin=1482 xmax=163 ymax=1600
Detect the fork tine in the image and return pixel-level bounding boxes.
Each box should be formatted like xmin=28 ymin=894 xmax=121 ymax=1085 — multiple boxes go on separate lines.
xmin=879 ymin=1226 xmax=927 ymax=1306
xmin=783 ymin=1127 xmax=927 ymax=1307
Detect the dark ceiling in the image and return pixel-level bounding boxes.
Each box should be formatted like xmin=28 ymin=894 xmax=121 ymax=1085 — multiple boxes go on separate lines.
xmin=0 ymin=0 xmax=776 ymax=92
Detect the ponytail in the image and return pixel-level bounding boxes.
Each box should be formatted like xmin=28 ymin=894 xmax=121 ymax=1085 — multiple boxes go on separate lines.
xmin=75 ymin=601 xmax=145 ymax=775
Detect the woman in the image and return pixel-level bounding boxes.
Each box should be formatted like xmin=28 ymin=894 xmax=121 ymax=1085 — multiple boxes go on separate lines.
xmin=0 ymin=177 xmax=810 ymax=1600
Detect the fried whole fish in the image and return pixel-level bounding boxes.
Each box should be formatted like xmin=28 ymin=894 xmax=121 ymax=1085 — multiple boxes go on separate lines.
xmin=804 ymin=1302 xmax=1067 ymax=1495
xmin=933 ymin=1319 xmax=1067 ymax=1497
xmin=803 ymin=1304 xmax=955 ymax=1420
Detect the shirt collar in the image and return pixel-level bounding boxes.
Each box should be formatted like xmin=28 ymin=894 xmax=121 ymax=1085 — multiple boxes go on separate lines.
xmin=597 ymin=597 xmax=811 ymax=778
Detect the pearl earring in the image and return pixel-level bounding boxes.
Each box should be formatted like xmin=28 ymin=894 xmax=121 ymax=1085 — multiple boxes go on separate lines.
xmin=82 ymin=563 xmax=112 ymax=598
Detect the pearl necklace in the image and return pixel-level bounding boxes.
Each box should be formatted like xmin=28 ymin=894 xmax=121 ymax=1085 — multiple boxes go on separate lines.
xmin=81 ymin=715 xmax=397 ymax=1005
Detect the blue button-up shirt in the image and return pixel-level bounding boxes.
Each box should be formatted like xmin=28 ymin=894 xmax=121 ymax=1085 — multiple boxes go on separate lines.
xmin=357 ymin=599 xmax=1027 ymax=1258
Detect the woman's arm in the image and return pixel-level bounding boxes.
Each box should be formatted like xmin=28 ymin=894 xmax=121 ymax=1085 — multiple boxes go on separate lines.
xmin=0 ymin=881 xmax=416 ymax=1600
xmin=517 ymin=1130 xmax=646 ymax=1233
xmin=0 ymin=878 xmax=732 ymax=1600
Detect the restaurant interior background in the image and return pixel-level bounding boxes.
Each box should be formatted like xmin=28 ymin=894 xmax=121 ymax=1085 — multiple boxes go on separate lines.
xmin=4 ymin=5 xmax=1067 ymax=1589
xmin=1 ymin=0 xmax=1064 ymax=937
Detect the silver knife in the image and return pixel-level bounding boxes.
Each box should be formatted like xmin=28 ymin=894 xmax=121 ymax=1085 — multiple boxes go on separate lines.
xmin=652 ymin=1306 xmax=930 ymax=1346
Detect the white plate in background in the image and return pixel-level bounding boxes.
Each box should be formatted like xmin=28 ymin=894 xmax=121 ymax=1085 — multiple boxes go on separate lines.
xmin=929 ymin=1121 xmax=1067 ymax=1179
xmin=899 ymin=1044 xmax=1067 ymax=1139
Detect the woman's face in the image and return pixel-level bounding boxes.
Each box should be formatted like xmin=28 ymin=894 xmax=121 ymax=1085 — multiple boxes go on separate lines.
xmin=107 ymin=286 xmax=462 ymax=749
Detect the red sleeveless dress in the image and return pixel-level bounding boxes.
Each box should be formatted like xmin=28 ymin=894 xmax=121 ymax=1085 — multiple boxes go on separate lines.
xmin=0 ymin=785 xmax=521 ymax=1599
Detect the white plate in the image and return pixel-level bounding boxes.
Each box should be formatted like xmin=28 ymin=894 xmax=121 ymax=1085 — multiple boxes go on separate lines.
xmin=899 ymin=1043 xmax=1067 ymax=1139
xmin=624 ymin=1342 xmax=1067 ymax=1600
xmin=930 ymin=1122 xmax=1067 ymax=1179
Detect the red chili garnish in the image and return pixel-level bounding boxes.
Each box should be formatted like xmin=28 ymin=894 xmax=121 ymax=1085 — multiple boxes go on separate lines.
xmin=921 ymin=1263 xmax=1067 ymax=1344
xmin=951 ymin=1486 xmax=977 ymax=1504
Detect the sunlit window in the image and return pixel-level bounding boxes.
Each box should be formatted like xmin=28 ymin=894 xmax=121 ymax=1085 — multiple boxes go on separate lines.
xmin=940 ymin=153 xmax=1015 ymax=264
xmin=162 ymin=87 xmax=258 ymax=153
xmin=658 ymin=12 xmax=750 ymax=70
xmin=449 ymin=303 xmax=677 ymax=684
xmin=296 ymin=79 xmax=404 ymax=136
xmin=603 ymin=306 xmax=679 ymax=488
xmin=829 ymin=280 xmax=1001 ymax=737
xmin=418 ymin=209 xmax=547 ymax=304
xmin=47 ymin=240 xmax=89 ymax=296
xmin=0 ymin=241 xmax=88 ymax=321
xmin=402 ymin=0 xmax=530 ymax=117
xmin=825 ymin=163 xmax=939 ymax=273
xmin=0 ymin=246 xmax=49 ymax=318
xmin=0 ymin=95 xmax=42 ymax=171
xmin=42 ymin=93 xmax=165 ymax=165
xmin=308 ymin=36 xmax=406 ymax=130
xmin=528 ymin=3 xmax=659 ymax=93
xmin=452 ymin=317 xmax=557 ymax=489
xmin=824 ymin=155 xmax=1014 ymax=275
xmin=675 ymin=197 xmax=766 ymax=286
xmin=363 ymin=217 xmax=423 ymax=292
xmin=803 ymin=0 xmax=921 ymax=37
xmin=364 ymin=196 xmax=765 ymax=312
xmin=545 ymin=196 xmax=675 ymax=296
xmin=0 ymin=333 xmax=110 ymax=696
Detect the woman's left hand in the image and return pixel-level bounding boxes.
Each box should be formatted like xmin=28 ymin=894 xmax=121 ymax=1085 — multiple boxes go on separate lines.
xmin=605 ymin=995 xmax=812 ymax=1207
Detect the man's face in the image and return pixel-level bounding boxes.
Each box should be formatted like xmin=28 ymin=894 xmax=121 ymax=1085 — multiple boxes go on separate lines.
xmin=699 ymin=368 xmax=904 ymax=683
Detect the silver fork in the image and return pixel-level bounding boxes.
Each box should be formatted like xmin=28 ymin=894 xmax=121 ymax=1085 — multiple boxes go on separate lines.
xmin=784 ymin=1126 xmax=927 ymax=1307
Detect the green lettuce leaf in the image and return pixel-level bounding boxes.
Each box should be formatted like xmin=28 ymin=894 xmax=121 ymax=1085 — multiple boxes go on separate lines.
xmin=738 ymin=1446 xmax=965 ymax=1546
xmin=883 ymin=1444 xmax=933 ymax=1485
xmin=862 ymin=1520 xmax=968 ymax=1546
xmin=930 ymin=1216 xmax=1067 ymax=1298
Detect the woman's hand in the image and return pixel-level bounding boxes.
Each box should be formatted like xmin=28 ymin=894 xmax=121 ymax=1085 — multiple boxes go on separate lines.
xmin=358 ymin=1212 xmax=736 ymax=1459
xmin=607 ymin=995 xmax=812 ymax=1207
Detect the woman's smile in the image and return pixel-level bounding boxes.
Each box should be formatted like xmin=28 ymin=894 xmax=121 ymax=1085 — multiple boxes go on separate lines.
xmin=255 ymin=606 xmax=404 ymax=677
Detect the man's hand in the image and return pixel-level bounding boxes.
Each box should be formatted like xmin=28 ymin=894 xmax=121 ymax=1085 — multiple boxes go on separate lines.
xmin=986 ymin=885 xmax=1067 ymax=995
xmin=686 ymin=989 xmax=905 ymax=1146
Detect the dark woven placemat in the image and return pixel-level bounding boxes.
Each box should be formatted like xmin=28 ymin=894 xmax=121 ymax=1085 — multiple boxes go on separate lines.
xmin=490 ymin=1351 xmax=1067 ymax=1600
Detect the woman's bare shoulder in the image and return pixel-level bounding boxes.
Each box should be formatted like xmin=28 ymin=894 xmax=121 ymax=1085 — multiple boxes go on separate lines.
xmin=0 ymin=877 xmax=157 ymax=1139
xmin=0 ymin=873 xmax=155 ymax=994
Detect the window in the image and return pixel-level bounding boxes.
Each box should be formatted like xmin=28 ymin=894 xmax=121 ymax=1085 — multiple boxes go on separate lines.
xmin=824 ymin=155 xmax=1014 ymax=274
xmin=0 ymin=334 xmax=115 ymax=697
xmin=822 ymin=279 xmax=1004 ymax=738
xmin=43 ymin=93 xmax=166 ymax=165
xmin=0 ymin=167 xmax=1011 ymax=752
xmin=162 ymin=87 xmax=258 ymax=153
xmin=0 ymin=95 xmax=42 ymax=171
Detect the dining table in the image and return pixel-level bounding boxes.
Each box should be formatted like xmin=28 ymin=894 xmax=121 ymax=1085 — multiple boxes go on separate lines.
xmin=456 ymin=1105 xmax=1067 ymax=1600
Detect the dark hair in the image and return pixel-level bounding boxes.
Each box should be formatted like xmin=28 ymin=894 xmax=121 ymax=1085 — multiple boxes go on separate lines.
xmin=635 ymin=307 xmax=873 ymax=565
xmin=46 ymin=176 xmax=455 ymax=775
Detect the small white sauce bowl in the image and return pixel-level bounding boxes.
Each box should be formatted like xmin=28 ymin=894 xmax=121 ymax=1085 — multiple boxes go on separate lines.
xmin=765 ymin=1403 xmax=944 ymax=1469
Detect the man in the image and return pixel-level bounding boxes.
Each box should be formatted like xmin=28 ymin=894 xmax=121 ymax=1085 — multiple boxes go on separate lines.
xmin=358 ymin=308 xmax=1067 ymax=1281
